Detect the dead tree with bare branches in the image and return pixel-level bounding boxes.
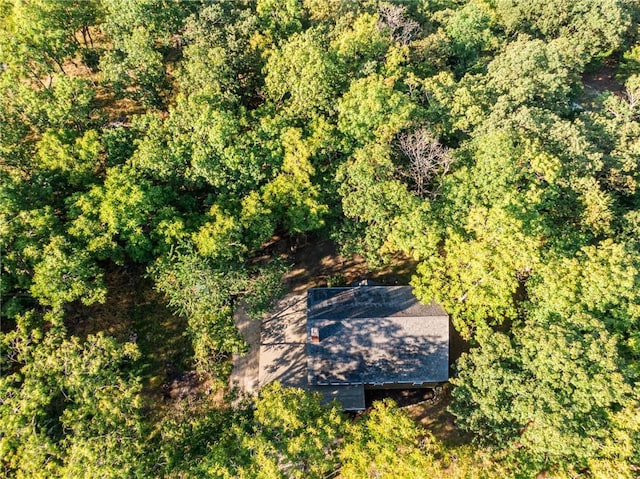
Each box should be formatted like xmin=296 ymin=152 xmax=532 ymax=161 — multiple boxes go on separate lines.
xmin=377 ymin=3 xmax=420 ymax=46
xmin=397 ymin=128 xmax=453 ymax=198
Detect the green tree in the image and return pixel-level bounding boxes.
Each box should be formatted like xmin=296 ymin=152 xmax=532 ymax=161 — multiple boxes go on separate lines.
xmin=411 ymin=131 xmax=544 ymax=337
xmin=494 ymin=0 xmax=632 ymax=62
xmin=198 ymin=383 xmax=345 ymax=479
xmin=256 ymin=0 xmax=305 ymax=44
xmin=67 ymin=164 xmax=183 ymax=263
xmin=0 ymin=0 xmax=101 ymax=81
xmin=151 ymin=247 xmax=286 ymax=376
xmin=261 ymin=127 xmax=329 ymax=234
xmin=444 ymin=1 xmax=497 ymax=75
xmin=169 ymin=101 xmax=265 ymax=193
xmin=99 ymin=25 xmax=167 ymax=106
xmin=192 ymin=204 xmax=245 ymax=262
xmin=337 ymin=74 xmax=415 ymax=147
xmin=264 ymin=29 xmax=338 ymax=118
xmin=99 ymin=0 xmax=193 ymax=106
xmin=42 ymin=77 xmax=96 ymax=132
xmin=239 ymin=191 xmax=277 ymax=251
xmin=329 ymin=12 xmax=390 ymax=78
xmin=336 ymin=142 xmax=418 ymax=264
xmin=451 ymin=316 xmax=638 ymax=471
xmin=486 ymin=37 xmax=580 ymax=117
xmin=340 ymin=399 xmax=439 ymax=479
xmin=530 ymin=240 xmax=640 ymax=379
xmin=180 ymin=3 xmax=261 ymax=108
xmin=36 ymin=129 xmax=101 ymax=188
xmin=0 ymin=74 xmax=95 ymax=160
xmin=1 ymin=318 xmax=144 ymax=478
xmin=30 ymin=235 xmax=107 ymax=309
xmin=0 ymin=201 xmax=61 ymax=316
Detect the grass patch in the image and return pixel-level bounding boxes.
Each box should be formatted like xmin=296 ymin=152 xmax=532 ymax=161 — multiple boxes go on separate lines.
xmin=64 ymin=265 xmax=193 ymax=396
xmin=129 ymin=295 xmax=192 ymax=393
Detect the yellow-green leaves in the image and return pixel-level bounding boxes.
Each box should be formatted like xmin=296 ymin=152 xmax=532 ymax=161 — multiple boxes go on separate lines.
xmin=262 ymin=127 xmax=328 ymax=233
xmin=193 ymin=205 xmax=244 ymax=261
xmin=264 ymin=29 xmax=338 ymax=118
xmin=530 ymin=240 xmax=640 ymax=330
xmin=337 ymin=74 xmax=415 ymax=147
xmin=36 ymin=129 xmax=101 ymax=187
xmin=0 ymin=328 xmax=144 ymax=479
xmin=330 ymin=12 xmax=389 ymax=74
xmin=336 ymin=142 xmax=418 ymax=264
xmin=487 ymin=37 xmax=577 ymax=116
xmin=30 ymin=235 xmax=107 ymax=309
xmin=494 ymin=0 xmax=631 ymax=62
xmin=340 ymin=399 xmax=439 ymax=479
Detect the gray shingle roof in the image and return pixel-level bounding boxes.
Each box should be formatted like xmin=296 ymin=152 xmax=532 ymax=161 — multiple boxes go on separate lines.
xmin=307 ymin=286 xmax=449 ymax=386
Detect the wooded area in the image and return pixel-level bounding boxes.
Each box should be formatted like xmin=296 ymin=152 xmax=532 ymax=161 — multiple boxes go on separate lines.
xmin=1 ymin=0 xmax=640 ymax=477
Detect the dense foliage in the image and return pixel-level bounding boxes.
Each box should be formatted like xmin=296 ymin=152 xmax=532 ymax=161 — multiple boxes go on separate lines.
xmin=2 ymin=0 xmax=640 ymax=477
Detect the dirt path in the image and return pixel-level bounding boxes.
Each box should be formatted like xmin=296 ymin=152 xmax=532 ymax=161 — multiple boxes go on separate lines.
xmin=258 ymin=294 xmax=307 ymax=388
xmin=229 ymin=303 xmax=261 ymax=397
xmin=404 ymin=384 xmax=472 ymax=446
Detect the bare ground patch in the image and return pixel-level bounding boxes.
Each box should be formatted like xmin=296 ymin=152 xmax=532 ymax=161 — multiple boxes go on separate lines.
xmin=404 ymin=384 xmax=472 ymax=447
xmin=255 ymin=235 xmax=418 ymax=294
xmin=64 ymin=265 xmax=220 ymax=413
xmin=581 ymin=61 xmax=625 ymax=102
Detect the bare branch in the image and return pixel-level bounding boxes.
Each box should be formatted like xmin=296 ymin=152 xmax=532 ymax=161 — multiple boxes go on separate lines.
xmin=626 ymin=86 xmax=640 ymax=112
xmin=397 ymin=128 xmax=453 ymax=198
xmin=377 ymin=3 xmax=420 ymax=46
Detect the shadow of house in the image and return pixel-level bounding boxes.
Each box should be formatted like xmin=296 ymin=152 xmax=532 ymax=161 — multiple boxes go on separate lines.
xmin=259 ymin=295 xmax=308 ymax=389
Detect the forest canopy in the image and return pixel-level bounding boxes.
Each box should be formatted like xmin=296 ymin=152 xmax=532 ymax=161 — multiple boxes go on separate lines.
xmin=1 ymin=0 xmax=640 ymax=477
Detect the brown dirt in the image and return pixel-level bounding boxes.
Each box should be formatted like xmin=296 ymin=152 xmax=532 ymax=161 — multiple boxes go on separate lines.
xmin=161 ymin=369 xmax=201 ymax=400
xmin=64 ymin=265 xmax=153 ymax=342
xmin=256 ymin=235 xmax=419 ymax=294
xmin=56 ymin=41 xmax=150 ymax=124
xmin=93 ymin=88 xmax=148 ymax=123
xmin=404 ymin=384 xmax=472 ymax=447
xmin=582 ymin=62 xmax=625 ymax=100
xmin=160 ymin=367 xmax=220 ymax=407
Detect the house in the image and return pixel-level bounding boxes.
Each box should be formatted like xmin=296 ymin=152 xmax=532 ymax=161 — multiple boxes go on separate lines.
xmin=306 ymin=285 xmax=449 ymax=410
xmin=248 ymin=284 xmax=449 ymax=411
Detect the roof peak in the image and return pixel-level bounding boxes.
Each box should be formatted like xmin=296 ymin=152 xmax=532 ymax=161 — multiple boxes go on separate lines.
xmin=307 ymin=286 xmax=446 ymax=320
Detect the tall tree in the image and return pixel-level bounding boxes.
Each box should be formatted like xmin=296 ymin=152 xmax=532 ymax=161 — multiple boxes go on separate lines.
xmin=1 ymin=318 xmax=144 ymax=478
